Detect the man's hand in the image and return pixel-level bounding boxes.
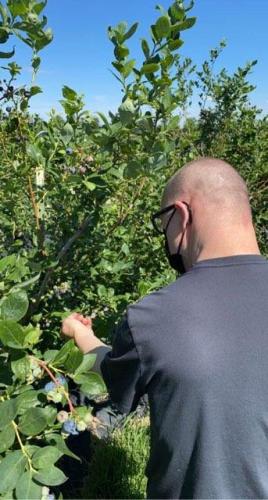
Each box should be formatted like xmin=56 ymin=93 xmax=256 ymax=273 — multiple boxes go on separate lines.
xmin=61 ymin=312 xmax=93 ymax=339
xmin=61 ymin=312 xmax=107 ymax=354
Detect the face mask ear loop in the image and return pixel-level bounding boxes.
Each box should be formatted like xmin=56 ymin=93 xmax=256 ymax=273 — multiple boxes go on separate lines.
xmin=177 ymin=204 xmax=192 ymax=257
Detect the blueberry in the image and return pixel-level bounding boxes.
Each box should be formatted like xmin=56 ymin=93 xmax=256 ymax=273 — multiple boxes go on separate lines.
xmin=44 ymin=381 xmax=56 ymax=392
xmin=63 ymin=419 xmax=79 ymax=435
xmin=66 ymin=147 xmax=73 ymax=155
xmin=6 ymin=107 xmax=11 ymax=113
xmin=56 ymin=375 xmax=66 ymax=385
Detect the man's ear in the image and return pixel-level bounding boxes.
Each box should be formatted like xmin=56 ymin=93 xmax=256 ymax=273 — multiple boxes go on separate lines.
xmin=174 ymin=201 xmax=190 ymax=230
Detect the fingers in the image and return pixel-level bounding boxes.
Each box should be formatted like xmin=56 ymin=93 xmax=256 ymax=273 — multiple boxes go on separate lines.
xmin=68 ymin=312 xmax=93 ymax=326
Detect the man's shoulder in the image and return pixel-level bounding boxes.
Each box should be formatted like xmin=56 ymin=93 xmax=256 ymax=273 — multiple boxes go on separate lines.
xmin=127 ymin=273 xmax=191 ymax=319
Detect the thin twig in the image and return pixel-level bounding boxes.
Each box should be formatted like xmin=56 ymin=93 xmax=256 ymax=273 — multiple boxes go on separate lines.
xmin=28 ymin=175 xmax=40 ymax=230
xmin=32 ymin=357 xmax=75 ymax=413
xmin=27 ymin=215 xmax=92 ymax=318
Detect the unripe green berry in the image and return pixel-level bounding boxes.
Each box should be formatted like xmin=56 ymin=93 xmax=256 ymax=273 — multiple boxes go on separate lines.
xmin=77 ymin=421 xmax=87 ymax=432
xmin=83 ymin=412 xmax=92 ymax=425
xmin=57 ymin=410 xmax=69 ymax=423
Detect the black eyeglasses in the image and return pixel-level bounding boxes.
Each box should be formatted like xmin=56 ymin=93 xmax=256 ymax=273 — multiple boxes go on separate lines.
xmin=151 ymin=201 xmax=192 ymax=235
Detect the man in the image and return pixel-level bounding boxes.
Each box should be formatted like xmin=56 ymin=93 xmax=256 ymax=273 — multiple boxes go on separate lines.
xmin=62 ymin=157 xmax=268 ymax=499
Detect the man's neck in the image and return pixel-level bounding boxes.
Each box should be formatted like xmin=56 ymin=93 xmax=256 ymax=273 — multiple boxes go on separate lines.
xmin=196 ymin=244 xmax=261 ymax=264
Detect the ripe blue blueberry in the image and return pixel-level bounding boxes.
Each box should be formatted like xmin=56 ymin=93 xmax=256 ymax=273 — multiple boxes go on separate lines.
xmin=44 ymin=375 xmax=66 ymax=392
xmin=44 ymin=381 xmax=56 ymax=392
xmin=56 ymin=375 xmax=66 ymax=385
xmin=63 ymin=419 xmax=79 ymax=435
xmin=66 ymin=147 xmax=73 ymax=155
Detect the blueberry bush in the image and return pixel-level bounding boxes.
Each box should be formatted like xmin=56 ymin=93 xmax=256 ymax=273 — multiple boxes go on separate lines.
xmin=0 ymin=0 xmax=267 ymax=497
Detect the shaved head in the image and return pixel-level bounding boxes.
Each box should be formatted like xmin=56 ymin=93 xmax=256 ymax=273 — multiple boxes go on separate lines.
xmin=160 ymin=157 xmax=260 ymax=267
xmin=162 ymin=157 xmax=252 ymax=223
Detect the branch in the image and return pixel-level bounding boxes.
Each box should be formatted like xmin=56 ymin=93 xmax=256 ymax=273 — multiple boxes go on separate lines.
xmin=28 ymin=175 xmax=40 ymax=230
xmin=27 ymin=214 xmax=92 ymax=318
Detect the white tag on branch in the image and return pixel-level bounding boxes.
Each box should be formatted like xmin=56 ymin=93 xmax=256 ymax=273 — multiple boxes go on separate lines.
xmin=36 ymin=167 xmax=45 ymax=187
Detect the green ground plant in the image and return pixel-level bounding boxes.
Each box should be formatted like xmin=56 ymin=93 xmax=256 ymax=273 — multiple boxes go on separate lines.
xmin=0 ymin=0 xmax=267 ymax=497
xmin=84 ymin=415 xmax=150 ymax=499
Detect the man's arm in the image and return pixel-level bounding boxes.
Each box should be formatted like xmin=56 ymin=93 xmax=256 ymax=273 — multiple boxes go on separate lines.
xmin=89 ymin=345 xmax=112 ymax=376
xmin=62 ymin=311 xmax=145 ymax=415
xmin=61 ymin=312 xmax=111 ymax=376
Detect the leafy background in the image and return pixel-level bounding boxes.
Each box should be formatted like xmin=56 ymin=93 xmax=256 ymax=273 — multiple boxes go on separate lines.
xmin=0 ymin=0 xmax=267 ymax=498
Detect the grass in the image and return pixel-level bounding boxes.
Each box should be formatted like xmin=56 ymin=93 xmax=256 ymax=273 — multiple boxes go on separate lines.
xmin=82 ymin=414 xmax=150 ymax=499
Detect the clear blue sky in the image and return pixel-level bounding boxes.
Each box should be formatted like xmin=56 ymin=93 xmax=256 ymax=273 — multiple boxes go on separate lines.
xmin=8 ymin=0 xmax=268 ymax=117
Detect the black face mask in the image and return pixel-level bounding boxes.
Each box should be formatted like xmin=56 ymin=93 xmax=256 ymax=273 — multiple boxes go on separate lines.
xmin=164 ymin=230 xmax=186 ymax=275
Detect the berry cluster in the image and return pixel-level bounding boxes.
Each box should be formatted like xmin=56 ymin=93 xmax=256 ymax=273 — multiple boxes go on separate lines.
xmin=44 ymin=375 xmax=67 ymax=404
xmin=0 ymin=79 xmax=31 ymax=112
xmin=56 ymin=409 xmax=92 ymax=436
xmin=63 ymin=164 xmax=87 ymax=175
xmin=26 ymin=358 xmax=43 ymax=384
xmin=53 ymin=281 xmax=70 ymax=299
xmin=41 ymin=486 xmax=55 ymax=500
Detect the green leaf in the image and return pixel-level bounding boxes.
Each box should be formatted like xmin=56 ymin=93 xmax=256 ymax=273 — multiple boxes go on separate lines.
xmin=155 ymin=16 xmax=171 ymax=38
xmin=83 ymin=180 xmax=96 ymax=191
xmin=122 ymin=22 xmax=138 ymax=41
xmin=0 ymin=320 xmax=26 ymax=349
xmin=75 ymin=372 xmax=107 ymax=395
xmin=26 ymin=143 xmax=44 ymax=164
xmin=141 ymin=38 xmax=150 ymax=58
xmin=16 ymin=390 xmax=42 ymax=414
xmin=0 ymin=290 xmax=29 ymax=321
xmin=7 ymin=0 xmax=28 ymax=16
xmin=10 ymin=273 xmax=40 ymax=293
xmin=168 ymin=3 xmax=185 ymax=22
xmin=33 ymin=1 xmax=47 ymax=15
xmin=32 ymin=55 xmax=41 ymax=71
xmin=11 ymin=354 xmax=31 ymax=382
xmin=124 ymin=160 xmax=142 ymax=179
xmin=122 ymin=58 xmax=136 ymax=78
xmin=0 ymin=28 xmax=9 ymax=44
xmin=24 ymin=325 xmax=40 ymax=347
xmin=60 ymin=122 xmax=74 ymax=146
xmin=65 ymin=346 xmax=83 ymax=374
xmin=0 ymin=5 xmax=8 ymax=23
xmin=19 ymin=407 xmax=47 ymax=436
xmin=114 ymin=45 xmax=129 ymax=60
xmin=43 ymin=349 xmax=58 ymax=362
xmin=34 ymin=466 xmax=67 ymax=486
xmin=30 ymin=85 xmax=42 ymax=96
xmin=62 ymin=85 xmax=77 ymax=101
xmin=0 ymin=47 xmax=15 ymax=59
xmin=0 ymin=254 xmax=16 ymax=272
xmin=0 ymin=423 xmax=16 ymax=453
xmin=53 ymin=339 xmax=75 ymax=366
xmin=32 ymin=446 xmax=63 ymax=469
xmin=16 ymin=471 xmax=42 ymax=500
xmin=174 ymin=16 xmax=196 ymax=31
xmin=47 ymin=434 xmax=81 ymax=461
xmin=42 ymin=405 xmax=57 ymax=426
xmin=141 ymin=63 xmax=160 ymax=74
xmin=0 ymin=450 xmax=27 ymax=494
xmin=74 ymin=353 xmax=97 ymax=376
xmin=119 ymin=97 xmax=135 ymax=125
xmin=168 ymin=38 xmax=184 ymax=51
xmin=35 ymin=28 xmax=53 ymax=52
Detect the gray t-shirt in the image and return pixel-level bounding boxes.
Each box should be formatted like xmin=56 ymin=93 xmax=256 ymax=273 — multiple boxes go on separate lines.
xmin=100 ymin=254 xmax=268 ymax=499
